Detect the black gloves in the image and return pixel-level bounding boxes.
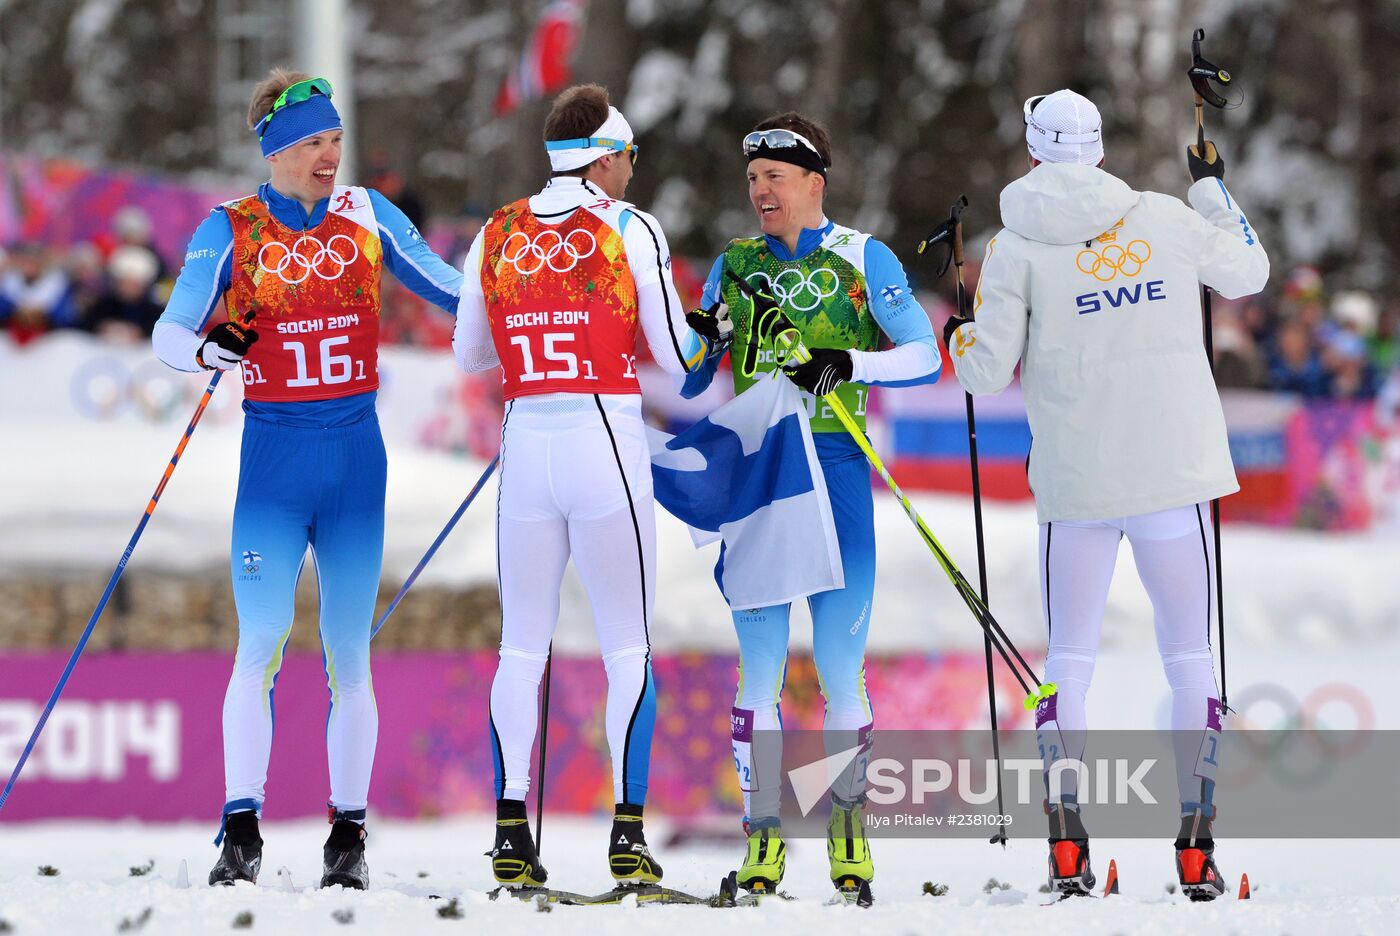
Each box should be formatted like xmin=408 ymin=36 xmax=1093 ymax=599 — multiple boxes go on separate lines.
xmin=685 ymin=301 xmax=732 ymax=342
xmin=198 ymin=319 xmax=259 ymax=370
xmin=942 ymin=314 xmax=969 ymax=351
xmin=685 ymin=301 xmax=734 ymax=354
xmin=784 ymin=348 xmax=853 ymax=397
xmin=1187 ymin=139 xmax=1225 ymax=181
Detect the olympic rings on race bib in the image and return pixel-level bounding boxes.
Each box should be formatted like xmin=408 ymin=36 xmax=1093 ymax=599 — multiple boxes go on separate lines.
xmin=501 ymin=229 xmax=598 ymax=275
xmin=257 ymin=233 xmax=360 ymax=284
xmin=1075 ymin=239 xmax=1151 ymax=282
xmin=746 ymin=267 xmax=841 ymax=312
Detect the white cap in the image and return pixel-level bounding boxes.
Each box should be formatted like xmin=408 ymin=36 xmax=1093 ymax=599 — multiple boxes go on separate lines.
xmin=108 ymin=245 xmax=159 ymax=286
xmin=1332 ymin=290 xmax=1378 ymax=335
xmin=546 ymin=106 xmax=635 ymax=172
xmin=113 ymin=205 xmax=154 ymax=243
xmin=1025 ymin=90 xmax=1104 ymax=166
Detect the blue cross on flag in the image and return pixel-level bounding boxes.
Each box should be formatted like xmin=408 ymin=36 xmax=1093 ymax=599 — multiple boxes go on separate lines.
xmin=650 ymin=373 xmax=843 ymax=608
xmin=242 ymin=550 xmax=262 ymax=565
xmin=881 ymin=285 xmax=903 ymax=302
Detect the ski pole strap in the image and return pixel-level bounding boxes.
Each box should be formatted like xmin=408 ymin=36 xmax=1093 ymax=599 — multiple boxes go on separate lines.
xmin=1023 ymin=681 xmax=1059 ymax=713
xmin=214 ymin=797 xmax=261 ymax=845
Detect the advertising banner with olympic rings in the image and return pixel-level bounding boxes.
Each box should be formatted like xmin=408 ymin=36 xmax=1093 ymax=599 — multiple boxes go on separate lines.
xmin=0 ymin=649 xmax=1028 ymax=822
xmin=4 ymin=332 xmax=1399 ymax=523
xmin=4 ymin=648 xmax=1396 ymax=833
xmin=879 ymin=370 xmax=1400 ymax=529
xmin=0 ymin=331 xmax=505 ymax=459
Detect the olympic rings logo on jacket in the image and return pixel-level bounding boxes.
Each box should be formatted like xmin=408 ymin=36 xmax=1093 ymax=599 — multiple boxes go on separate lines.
xmin=746 ymin=267 xmax=841 ymax=312
xmin=501 ymin=229 xmax=597 ymax=275
xmin=1075 ymin=240 xmax=1152 ymax=282
xmin=257 ymin=234 xmax=361 ymax=284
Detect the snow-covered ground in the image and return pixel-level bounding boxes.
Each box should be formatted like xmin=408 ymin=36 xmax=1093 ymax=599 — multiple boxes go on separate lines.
xmin=6 ymin=338 xmax=1400 ymax=932
xmin=7 ymin=419 xmax=1400 ymax=658
xmin=0 ymin=817 xmax=1396 ymax=935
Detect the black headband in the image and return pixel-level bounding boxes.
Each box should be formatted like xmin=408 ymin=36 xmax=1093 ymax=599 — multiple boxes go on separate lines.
xmin=747 ymin=141 xmax=828 ymax=177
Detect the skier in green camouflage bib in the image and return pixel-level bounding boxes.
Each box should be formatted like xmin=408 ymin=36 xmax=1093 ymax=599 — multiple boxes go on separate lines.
xmin=717 ymin=235 xmax=880 ymax=434
xmin=681 ymin=112 xmax=944 ymax=904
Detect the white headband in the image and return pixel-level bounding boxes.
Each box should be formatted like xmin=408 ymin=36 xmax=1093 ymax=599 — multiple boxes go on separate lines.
xmin=545 ymin=106 xmax=635 ymax=172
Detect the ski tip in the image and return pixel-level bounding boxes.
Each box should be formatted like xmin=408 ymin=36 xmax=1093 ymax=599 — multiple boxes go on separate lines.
xmin=175 ymin=858 xmax=190 ymax=890
xmin=1238 ymin=872 xmax=1251 ymax=900
xmin=1102 ymin=859 xmax=1119 ymax=896
xmin=278 ymin=866 xmax=295 ymax=893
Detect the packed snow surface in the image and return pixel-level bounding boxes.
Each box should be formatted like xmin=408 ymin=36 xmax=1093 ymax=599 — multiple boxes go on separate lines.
xmin=0 ymin=817 xmax=1397 ymax=935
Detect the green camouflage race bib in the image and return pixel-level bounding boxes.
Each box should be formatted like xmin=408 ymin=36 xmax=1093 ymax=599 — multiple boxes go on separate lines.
xmin=720 ymin=236 xmax=879 ymax=433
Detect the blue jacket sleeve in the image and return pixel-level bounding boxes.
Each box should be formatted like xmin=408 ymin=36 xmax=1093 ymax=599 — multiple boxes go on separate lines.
xmin=159 ymin=209 xmax=235 ymax=332
xmin=680 ymin=254 xmax=729 ymax=399
xmin=368 ymin=189 xmax=462 ymax=314
xmin=860 ymin=238 xmax=941 ymax=388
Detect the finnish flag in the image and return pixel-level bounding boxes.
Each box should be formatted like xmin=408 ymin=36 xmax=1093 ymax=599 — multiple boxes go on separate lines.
xmin=650 ymin=373 xmax=844 ymax=609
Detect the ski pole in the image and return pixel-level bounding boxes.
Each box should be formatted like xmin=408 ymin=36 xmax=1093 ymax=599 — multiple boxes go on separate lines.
xmin=725 ymin=271 xmax=1050 ymax=707
xmin=1 ymin=368 xmax=227 ymax=813
xmin=535 ymin=645 xmax=553 ymax=853
xmin=1188 ymin=26 xmax=1234 ymax=714
xmin=920 ymin=196 xmax=1008 ymax=846
xmin=370 ymin=453 xmax=500 ymax=640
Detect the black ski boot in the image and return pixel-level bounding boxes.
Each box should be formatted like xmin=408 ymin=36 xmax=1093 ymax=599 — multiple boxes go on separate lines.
xmin=1046 ymin=804 xmax=1096 ymax=898
xmin=1175 ymin=811 xmax=1226 ymax=901
xmin=321 ymin=809 xmax=369 ymax=890
xmin=609 ymin=804 xmax=663 ymax=884
xmin=491 ymin=799 xmax=547 ymax=887
xmin=209 ymin=810 xmax=262 ymax=886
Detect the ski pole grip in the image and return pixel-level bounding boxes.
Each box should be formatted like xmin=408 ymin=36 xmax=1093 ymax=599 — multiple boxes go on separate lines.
xmin=1022 ymin=681 xmax=1059 ymax=712
xmin=950 ymin=195 xmax=968 ymax=267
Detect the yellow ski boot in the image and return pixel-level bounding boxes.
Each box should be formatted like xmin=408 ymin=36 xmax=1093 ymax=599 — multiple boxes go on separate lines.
xmin=609 ymin=804 xmax=664 ymax=884
xmin=828 ymin=798 xmax=874 ymax=906
xmin=490 ymin=800 xmax=547 ymax=887
xmin=736 ymin=823 xmax=786 ymax=895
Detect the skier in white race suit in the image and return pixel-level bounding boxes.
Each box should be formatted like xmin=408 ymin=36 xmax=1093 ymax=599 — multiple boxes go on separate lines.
xmin=945 ymin=89 xmax=1268 ymax=900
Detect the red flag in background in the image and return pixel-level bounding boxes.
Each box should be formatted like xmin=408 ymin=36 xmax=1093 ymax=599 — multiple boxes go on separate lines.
xmin=494 ymin=0 xmax=588 ymax=116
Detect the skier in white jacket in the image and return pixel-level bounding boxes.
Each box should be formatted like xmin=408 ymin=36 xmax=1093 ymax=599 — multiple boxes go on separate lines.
xmin=945 ymin=89 xmax=1268 ymax=901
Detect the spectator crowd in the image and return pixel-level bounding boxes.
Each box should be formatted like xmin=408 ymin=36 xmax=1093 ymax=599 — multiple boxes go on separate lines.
xmin=4 ymin=200 xmax=1397 ymax=407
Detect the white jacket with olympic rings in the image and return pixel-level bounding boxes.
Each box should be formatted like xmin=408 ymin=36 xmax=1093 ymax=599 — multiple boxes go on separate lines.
xmin=950 ymin=162 xmax=1269 ymax=523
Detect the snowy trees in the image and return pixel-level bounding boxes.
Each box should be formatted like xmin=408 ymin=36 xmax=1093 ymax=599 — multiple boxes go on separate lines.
xmin=1 ymin=0 xmax=1395 ymax=290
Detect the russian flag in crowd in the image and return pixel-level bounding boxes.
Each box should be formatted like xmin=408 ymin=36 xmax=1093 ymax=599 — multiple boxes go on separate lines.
xmin=650 ymin=373 xmax=844 ymax=609
xmin=494 ymin=0 xmax=588 ymax=117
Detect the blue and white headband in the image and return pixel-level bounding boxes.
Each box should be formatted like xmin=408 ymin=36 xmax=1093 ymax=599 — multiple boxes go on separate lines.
xmin=544 ymin=106 xmax=634 ymax=172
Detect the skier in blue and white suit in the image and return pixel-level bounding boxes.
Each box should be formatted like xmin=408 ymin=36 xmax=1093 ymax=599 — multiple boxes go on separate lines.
xmin=152 ymin=68 xmax=461 ymax=889
xmin=679 ymin=111 xmax=940 ymax=898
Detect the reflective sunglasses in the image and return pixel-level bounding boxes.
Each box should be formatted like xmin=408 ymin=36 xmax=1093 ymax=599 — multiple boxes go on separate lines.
xmin=741 ymin=128 xmax=822 ymax=158
xmin=256 ymin=77 xmax=335 ymax=141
